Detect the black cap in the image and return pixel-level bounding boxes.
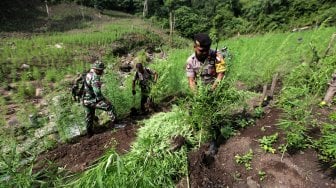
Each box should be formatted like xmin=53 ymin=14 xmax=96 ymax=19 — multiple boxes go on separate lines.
xmin=194 ymin=33 xmax=212 ymax=48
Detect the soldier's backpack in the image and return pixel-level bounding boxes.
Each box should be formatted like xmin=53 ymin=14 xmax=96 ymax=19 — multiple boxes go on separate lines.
xmin=71 ymin=72 xmax=87 ymax=102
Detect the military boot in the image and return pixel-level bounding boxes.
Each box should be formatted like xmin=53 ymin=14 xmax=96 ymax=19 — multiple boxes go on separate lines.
xmin=107 ymin=111 xmax=116 ymax=127
xmin=208 ymin=140 xmax=218 ymax=156
xmin=87 ymin=126 xmax=94 ymax=138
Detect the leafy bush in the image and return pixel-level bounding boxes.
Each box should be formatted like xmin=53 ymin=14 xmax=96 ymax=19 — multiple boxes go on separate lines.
xmin=186 ymin=81 xmax=252 ymax=142
xmin=49 ymin=94 xmax=85 ymax=142
xmin=235 ymin=149 xmax=254 ymax=170
xmin=0 ymin=96 xmax=6 ymax=127
xmin=258 ymin=133 xmax=278 ymax=153
xmin=0 ymin=138 xmax=64 ymax=187
xmin=317 ymin=124 xmax=336 ymax=168
xmin=175 ymin=6 xmax=210 ymax=38
xmin=16 ymin=81 xmax=36 ymax=102
xmin=150 ymin=49 xmax=190 ymax=101
xmin=277 ymin=87 xmax=312 ymax=150
xmin=103 ymin=72 xmax=134 ymax=118
xmin=70 ymin=107 xmax=194 ymax=187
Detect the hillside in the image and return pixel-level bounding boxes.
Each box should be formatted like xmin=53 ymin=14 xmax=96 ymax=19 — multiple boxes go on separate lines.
xmin=1 ymin=2 xmax=336 ymax=188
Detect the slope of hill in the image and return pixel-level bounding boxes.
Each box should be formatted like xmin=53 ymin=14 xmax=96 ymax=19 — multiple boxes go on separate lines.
xmin=0 ymin=2 xmax=335 ymax=188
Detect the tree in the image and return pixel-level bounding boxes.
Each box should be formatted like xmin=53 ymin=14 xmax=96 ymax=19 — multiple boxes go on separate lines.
xmin=163 ymin=0 xmax=189 ymax=43
xmin=175 ymin=6 xmax=209 ymax=38
xmin=143 ymin=0 xmax=148 ymax=17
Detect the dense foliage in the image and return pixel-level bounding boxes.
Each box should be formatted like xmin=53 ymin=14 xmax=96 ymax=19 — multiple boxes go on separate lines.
xmin=81 ymin=0 xmax=336 ymax=38
xmin=1 ymin=0 xmax=335 ymax=37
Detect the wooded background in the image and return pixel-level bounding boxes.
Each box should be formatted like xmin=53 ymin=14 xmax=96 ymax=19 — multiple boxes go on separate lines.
xmin=1 ymin=0 xmax=335 ymax=38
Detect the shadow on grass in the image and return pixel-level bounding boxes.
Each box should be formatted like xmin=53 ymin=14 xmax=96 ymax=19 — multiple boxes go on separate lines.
xmin=47 ymin=15 xmax=93 ymax=32
xmin=0 ymin=0 xmax=46 ymax=32
xmin=0 ymin=0 xmax=94 ymax=33
xmin=0 ymin=15 xmax=93 ymax=33
xmin=101 ymin=10 xmax=134 ymax=19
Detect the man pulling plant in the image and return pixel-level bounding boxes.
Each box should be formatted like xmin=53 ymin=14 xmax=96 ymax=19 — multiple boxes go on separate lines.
xmin=132 ymin=63 xmax=158 ymax=114
xmin=185 ymin=33 xmax=226 ymax=155
xmin=83 ymin=60 xmax=116 ymax=137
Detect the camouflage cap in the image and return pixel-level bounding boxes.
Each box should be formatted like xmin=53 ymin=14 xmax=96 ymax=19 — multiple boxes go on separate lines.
xmin=92 ymin=60 xmax=105 ymax=70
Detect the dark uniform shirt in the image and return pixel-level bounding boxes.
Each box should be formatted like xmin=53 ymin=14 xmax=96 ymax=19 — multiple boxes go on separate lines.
xmin=133 ymin=67 xmax=155 ymax=91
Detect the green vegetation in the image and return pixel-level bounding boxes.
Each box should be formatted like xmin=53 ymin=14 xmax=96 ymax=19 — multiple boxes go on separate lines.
xmin=69 ymin=107 xmax=193 ymax=187
xmin=258 ymin=133 xmax=278 ymax=154
xmin=0 ymin=1 xmax=336 ymax=187
xmin=316 ymin=114 xmax=336 ymax=167
xmin=258 ymin=170 xmax=266 ymax=181
xmin=0 ymin=135 xmax=64 ymax=187
xmin=235 ymin=149 xmax=253 ymax=170
xmin=51 ymin=0 xmax=336 ymax=38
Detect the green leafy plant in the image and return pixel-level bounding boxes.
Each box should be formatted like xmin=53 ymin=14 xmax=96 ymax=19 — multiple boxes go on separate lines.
xmin=236 ymin=118 xmax=255 ymax=128
xmin=260 ymin=126 xmax=266 ymax=132
xmin=70 ymin=107 xmax=195 ymax=187
xmin=186 ymin=81 xmax=251 ymax=145
xmin=0 ymin=138 xmax=63 ymax=187
xmin=329 ymin=112 xmax=336 ymax=122
xmin=316 ymin=124 xmax=336 ymax=168
xmin=0 ymin=96 xmax=6 ymax=127
xmin=258 ymin=133 xmax=278 ymax=153
xmin=253 ymin=106 xmax=264 ymax=118
xmin=258 ymin=170 xmax=266 ymax=181
xmin=278 ymin=144 xmax=288 ymax=154
xmin=220 ymin=125 xmax=236 ymax=140
xmin=16 ymin=81 xmax=35 ymax=102
xmin=235 ymin=149 xmax=253 ymax=170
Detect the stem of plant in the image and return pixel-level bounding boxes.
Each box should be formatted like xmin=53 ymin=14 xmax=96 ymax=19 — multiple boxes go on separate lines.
xmin=199 ymin=127 xmax=202 ymax=148
xmin=281 ymin=143 xmax=288 ymax=162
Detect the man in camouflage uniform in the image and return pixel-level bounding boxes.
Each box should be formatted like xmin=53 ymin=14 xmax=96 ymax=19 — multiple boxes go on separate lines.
xmin=186 ymin=33 xmax=226 ymax=155
xmin=83 ymin=60 xmax=116 ymax=137
xmin=132 ymin=63 xmax=158 ymax=114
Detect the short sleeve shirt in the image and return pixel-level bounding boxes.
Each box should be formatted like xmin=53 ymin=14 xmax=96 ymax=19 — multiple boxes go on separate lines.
xmin=133 ymin=67 xmax=155 ymax=89
xmin=186 ymin=49 xmax=226 ymax=85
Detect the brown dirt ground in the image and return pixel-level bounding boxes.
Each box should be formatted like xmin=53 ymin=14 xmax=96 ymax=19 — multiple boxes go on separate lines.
xmin=33 ymin=101 xmax=173 ymax=174
xmin=183 ymin=108 xmax=336 ymax=188
xmin=34 ymin=119 xmax=138 ymax=173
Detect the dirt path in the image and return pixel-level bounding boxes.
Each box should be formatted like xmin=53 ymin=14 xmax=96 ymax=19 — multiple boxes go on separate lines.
xmin=34 ymin=117 xmax=139 ymax=173
xmin=185 ymin=108 xmax=336 ymax=188
xmin=33 ymin=100 xmax=173 ymax=174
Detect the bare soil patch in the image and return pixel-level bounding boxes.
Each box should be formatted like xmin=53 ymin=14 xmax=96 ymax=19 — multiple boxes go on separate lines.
xmin=33 ymin=100 xmax=173 ymax=174
xmin=34 ymin=119 xmax=138 ymax=173
xmin=185 ymin=108 xmax=336 ymax=187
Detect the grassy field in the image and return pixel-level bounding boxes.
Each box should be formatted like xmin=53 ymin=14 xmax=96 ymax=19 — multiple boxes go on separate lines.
xmin=69 ymin=27 xmax=336 ymax=187
xmin=0 ymin=3 xmax=335 ymax=187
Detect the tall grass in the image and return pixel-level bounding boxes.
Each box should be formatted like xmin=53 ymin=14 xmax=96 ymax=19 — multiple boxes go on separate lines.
xmin=2 ymin=9 xmax=335 ymax=186
xmin=0 ymin=19 xmax=152 ymax=85
xmin=150 ymin=48 xmax=191 ymax=101
xmin=49 ymin=93 xmax=86 ymax=142
xmin=0 ymin=136 xmax=65 ymax=188
xmin=70 ymin=107 xmax=194 ymax=187
xmin=222 ymin=27 xmax=336 ymax=87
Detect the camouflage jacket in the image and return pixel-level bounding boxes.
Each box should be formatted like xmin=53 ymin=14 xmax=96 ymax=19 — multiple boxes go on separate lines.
xmin=83 ymin=69 xmax=104 ymax=103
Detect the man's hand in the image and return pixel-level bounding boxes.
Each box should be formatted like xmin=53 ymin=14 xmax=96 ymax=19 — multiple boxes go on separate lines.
xmin=132 ymin=90 xmax=136 ymax=96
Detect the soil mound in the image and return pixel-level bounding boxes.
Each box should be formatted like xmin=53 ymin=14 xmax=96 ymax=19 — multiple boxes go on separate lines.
xmin=185 ymin=108 xmax=336 ymax=187
xmin=34 ymin=122 xmax=137 ymax=173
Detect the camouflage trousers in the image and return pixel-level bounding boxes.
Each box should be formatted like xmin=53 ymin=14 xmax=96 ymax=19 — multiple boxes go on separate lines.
xmin=83 ymin=99 xmax=116 ymax=135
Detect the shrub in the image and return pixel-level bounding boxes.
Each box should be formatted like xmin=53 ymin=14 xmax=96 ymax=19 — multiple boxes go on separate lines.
xmin=317 ymin=124 xmax=336 ymax=168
